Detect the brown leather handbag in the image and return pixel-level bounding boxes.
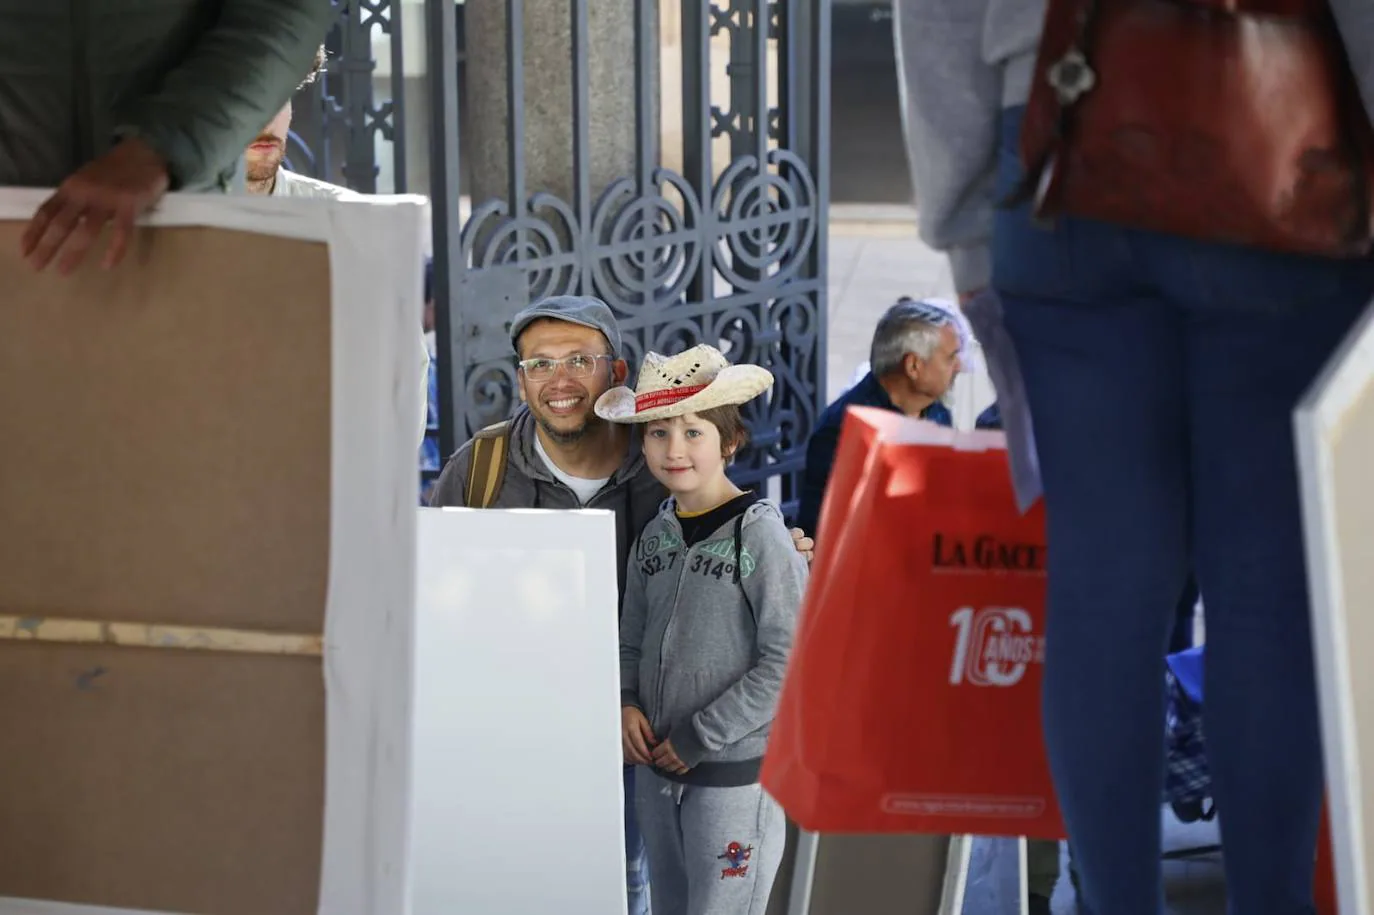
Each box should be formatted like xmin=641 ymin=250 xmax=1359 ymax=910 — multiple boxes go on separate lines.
xmin=1015 ymin=0 xmax=1374 ymax=258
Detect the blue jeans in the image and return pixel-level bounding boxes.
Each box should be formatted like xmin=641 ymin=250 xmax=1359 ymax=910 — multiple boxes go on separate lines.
xmin=993 ymin=106 xmax=1374 ymax=915
xmin=625 ymin=765 xmax=651 ymax=915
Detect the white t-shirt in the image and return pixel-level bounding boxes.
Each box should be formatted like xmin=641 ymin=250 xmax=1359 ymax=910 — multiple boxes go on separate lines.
xmin=271 ymin=168 xmax=355 ymax=199
xmin=534 ymin=436 xmax=611 ymax=505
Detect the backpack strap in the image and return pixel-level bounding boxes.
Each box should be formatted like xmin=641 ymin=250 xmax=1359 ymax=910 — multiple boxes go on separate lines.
xmin=464 ymin=421 xmax=513 ymax=508
xmin=734 ymin=514 xmax=757 ymax=625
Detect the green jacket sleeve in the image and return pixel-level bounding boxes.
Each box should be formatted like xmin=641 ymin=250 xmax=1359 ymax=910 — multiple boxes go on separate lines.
xmin=114 ymin=0 xmax=337 ymax=190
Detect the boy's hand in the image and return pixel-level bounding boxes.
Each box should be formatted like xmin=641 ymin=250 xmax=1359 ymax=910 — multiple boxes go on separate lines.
xmin=652 ymin=738 xmax=690 ymax=775
xmin=622 ymin=707 xmax=657 ymax=765
xmin=789 ymin=527 xmax=814 ymax=565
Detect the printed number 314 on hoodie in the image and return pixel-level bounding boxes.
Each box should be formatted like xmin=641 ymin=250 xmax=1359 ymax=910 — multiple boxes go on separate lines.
xmin=641 ymin=551 xmax=736 ymax=580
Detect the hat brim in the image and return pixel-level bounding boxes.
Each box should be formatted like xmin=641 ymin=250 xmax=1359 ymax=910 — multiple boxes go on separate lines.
xmin=595 ymin=365 xmax=774 ymax=423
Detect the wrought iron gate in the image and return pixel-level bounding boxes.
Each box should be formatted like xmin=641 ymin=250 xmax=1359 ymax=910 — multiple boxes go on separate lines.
xmin=296 ymin=0 xmax=830 ymax=517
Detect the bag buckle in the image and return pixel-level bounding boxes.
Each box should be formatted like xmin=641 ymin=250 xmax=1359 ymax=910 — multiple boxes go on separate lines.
xmin=1047 ymin=49 xmax=1096 ymax=106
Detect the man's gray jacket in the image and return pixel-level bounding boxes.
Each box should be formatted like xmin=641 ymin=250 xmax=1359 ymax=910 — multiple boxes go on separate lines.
xmin=0 ymin=0 xmax=336 ymax=191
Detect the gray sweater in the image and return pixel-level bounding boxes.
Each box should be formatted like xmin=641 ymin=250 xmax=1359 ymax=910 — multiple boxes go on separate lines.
xmin=620 ymin=499 xmax=808 ymax=787
xmin=895 ymin=0 xmax=1374 ymax=294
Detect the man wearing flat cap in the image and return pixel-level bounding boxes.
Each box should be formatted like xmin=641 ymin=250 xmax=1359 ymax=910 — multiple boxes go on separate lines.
xmin=429 ymin=294 xmax=814 ymax=915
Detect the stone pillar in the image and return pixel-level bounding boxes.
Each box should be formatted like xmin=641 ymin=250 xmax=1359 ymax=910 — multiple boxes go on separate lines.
xmin=464 ymin=0 xmax=656 ymax=215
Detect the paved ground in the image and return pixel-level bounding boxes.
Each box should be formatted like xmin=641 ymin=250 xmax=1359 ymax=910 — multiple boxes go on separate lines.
xmin=825 ymin=215 xmax=1228 ymax=914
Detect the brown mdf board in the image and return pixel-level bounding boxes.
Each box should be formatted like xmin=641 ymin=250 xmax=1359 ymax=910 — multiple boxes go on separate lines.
xmin=0 ymin=645 xmax=324 ymax=915
xmin=1297 ymin=299 xmax=1374 ymax=915
xmin=766 ymin=826 xmax=966 ymax=915
xmin=0 ymin=217 xmax=331 ymax=914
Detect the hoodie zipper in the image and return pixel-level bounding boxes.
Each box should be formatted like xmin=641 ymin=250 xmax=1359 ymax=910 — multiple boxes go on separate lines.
xmin=649 ymin=504 xmax=759 ymax=729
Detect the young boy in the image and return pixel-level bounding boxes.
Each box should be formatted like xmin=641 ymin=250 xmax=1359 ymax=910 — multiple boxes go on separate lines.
xmin=597 ymin=344 xmax=808 ymax=915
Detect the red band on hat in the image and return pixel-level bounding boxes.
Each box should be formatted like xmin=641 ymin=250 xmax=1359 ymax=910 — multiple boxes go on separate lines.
xmin=635 ymin=384 xmax=708 ymax=413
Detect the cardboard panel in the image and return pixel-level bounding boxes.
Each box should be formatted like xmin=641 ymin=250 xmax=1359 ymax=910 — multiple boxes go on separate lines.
xmin=797 ymin=834 xmax=952 ymax=914
xmin=410 ymin=508 xmax=625 ymax=915
xmin=0 ymin=215 xmax=333 ymax=914
xmin=0 ymin=644 xmax=323 ymax=914
xmin=0 ymin=222 xmax=331 ymax=634
xmin=1298 ymin=300 xmax=1374 ymax=915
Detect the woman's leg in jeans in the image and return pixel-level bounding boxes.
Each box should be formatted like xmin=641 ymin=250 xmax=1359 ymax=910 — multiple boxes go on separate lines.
xmin=1185 ymin=295 xmax=1370 ymax=913
xmin=1002 ymin=293 xmax=1191 ymax=915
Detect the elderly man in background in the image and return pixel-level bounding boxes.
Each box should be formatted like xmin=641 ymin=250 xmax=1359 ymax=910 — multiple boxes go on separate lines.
xmin=4 ymin=0 xmax=336 ymax=274
xmin=797 ymin=297 xmax=962 ymax=538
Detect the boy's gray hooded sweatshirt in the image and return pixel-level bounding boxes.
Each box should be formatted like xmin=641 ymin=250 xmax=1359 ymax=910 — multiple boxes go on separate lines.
xmin=895 ymin=0 xmax=1374 ymax=295
xmin=620 ymin=499 xmax=808 ymax=788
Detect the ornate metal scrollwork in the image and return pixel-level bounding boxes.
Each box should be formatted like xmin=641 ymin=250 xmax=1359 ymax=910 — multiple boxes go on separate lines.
xmin=302 ymin=0 xmax=827 ymax=515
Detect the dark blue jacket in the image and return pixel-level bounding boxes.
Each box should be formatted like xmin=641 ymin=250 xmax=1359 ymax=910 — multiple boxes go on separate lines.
xmin=798 ymin=372 xmax=951 ymax=538
xmin=975 ymin=402 xmax=1001 ymax=430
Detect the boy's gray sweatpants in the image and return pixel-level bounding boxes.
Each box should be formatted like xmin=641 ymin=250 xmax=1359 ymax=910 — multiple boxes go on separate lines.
xmin=635 ymin=768 xmax=786 ymax=915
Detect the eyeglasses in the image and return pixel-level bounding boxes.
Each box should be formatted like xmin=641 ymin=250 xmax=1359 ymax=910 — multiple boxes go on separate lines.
xmin=518 ymin=353 xmax=613 ymax=382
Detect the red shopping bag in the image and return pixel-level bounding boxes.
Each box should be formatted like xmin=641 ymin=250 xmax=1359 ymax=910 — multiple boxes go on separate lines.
xmin=762 ymin=406 xmax=1065 ymax=839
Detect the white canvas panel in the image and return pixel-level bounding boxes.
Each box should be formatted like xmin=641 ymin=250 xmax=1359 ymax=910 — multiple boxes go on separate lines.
xmin=410 ymin=507 xmax=626 ymax=915
xmin=0 ymin=190 xmax=427 ymax=915
xmin=1296 ymin=298 xmax=1374 ymax=915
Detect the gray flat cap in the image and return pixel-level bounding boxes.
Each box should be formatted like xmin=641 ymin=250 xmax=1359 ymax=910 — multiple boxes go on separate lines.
xmin=510 ymin=295 xmax=622 ymax=356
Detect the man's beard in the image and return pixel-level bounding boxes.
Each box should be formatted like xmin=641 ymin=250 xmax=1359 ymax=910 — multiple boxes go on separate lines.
xmin=246 ymin=160 xmax=281 ymax=182
xmin=535 ymin=412 xmax=590 ymax=445
xmin=245 ymin=140 xmax=284 ymax=183
xmin=534 ymin=403 xmax=611 ymax=446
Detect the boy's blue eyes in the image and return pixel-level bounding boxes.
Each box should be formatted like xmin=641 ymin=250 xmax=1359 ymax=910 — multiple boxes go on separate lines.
xmin=647 ymin=428 xmax=702 ymax=438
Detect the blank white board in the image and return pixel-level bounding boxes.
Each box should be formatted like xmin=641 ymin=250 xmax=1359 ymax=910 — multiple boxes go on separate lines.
xmin=410 ymin=507 xmax=626 ymax=915
xmin=1297 ymin=298 xmax=1374 ymax=915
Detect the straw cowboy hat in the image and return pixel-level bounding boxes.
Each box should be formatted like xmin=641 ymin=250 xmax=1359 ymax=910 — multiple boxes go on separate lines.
xmin=594 ymin=344 xmax=773 ymax=424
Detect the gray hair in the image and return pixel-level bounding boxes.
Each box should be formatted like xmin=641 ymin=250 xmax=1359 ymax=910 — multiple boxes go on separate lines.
xmin=869 ymin=297 xmax=958 ymax=377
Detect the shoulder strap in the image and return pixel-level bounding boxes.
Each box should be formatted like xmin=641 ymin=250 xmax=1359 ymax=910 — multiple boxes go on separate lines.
xmin=464 ymin=421 xmax=513 ymax=509
xmin=734 ymin=514 xmax=758 ymax=625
